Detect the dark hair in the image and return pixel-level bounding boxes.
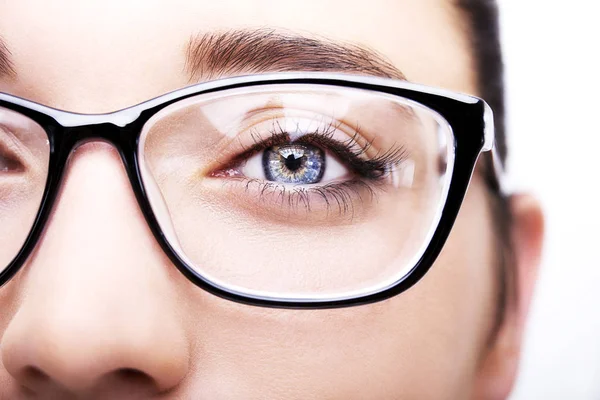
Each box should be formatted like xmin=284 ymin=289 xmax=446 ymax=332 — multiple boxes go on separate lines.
xmin=456 ymin=0 xmax=515 ymax=336
xmin=456 ymin=0 xmax=506 ymax=165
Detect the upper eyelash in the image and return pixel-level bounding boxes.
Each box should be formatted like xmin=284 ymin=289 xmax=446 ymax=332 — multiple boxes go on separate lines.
xmin=221 ymin=118 xmax=409 ymax=181
xmin=207 ymin=118 xmax=409 ymax=217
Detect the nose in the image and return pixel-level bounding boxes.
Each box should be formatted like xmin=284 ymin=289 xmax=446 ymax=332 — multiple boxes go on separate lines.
xmin=1 ymin=143 xmax=190 ymax=397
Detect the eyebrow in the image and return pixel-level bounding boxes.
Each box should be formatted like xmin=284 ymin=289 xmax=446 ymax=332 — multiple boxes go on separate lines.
xmin=0 ymin=37 xmax=15 ymax=78
xmin=185 ymin=29 xmax=406 ymax=82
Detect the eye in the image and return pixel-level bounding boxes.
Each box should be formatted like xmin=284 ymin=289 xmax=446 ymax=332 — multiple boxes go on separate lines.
xmin=0 ymin=128 xmax=27 ymax=174
xmin=240 ymin=143 xmax=348 ymax=185
xmin=0 ymin=146 xmax=23 ymax=173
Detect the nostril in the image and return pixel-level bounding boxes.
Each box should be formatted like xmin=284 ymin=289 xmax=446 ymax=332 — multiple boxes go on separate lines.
xmin=114 ymin=368 xmax=156 ymax=387
xmin=92 ymin=368 xmax=160 ymax=396
xmin=19 ymin=366 xmax=51 ymax=393
xmin=23 ymin=366 xmax=50 ymax=384
xmin=19 ymin=366 xmax=159 ymax=395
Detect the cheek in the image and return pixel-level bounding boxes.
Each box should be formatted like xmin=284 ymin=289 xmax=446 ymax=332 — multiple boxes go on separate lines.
xmin=438 ymin=174 xmax=499 ymax=340
xmin=0 ymin=178 xmax=496 ymax=399
xmin=175 ymin=178 xmax=497 ymax=399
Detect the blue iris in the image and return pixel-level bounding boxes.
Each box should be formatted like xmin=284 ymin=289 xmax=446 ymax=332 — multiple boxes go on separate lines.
xmin=262 ymin=144 xmax=325 ymax=184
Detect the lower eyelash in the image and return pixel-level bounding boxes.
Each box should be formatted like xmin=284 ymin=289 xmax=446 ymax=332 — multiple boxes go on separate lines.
xmin=238 ymin=177 xmax=381 ymax=219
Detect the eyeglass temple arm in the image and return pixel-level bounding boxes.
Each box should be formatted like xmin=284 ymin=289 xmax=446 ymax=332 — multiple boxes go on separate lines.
xmin=482 ymin=101 xmax=509 ymax=196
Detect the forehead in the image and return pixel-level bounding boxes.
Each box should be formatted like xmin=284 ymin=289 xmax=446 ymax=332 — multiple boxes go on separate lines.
xmin=0 ymin=0 xmax=475 ymax=112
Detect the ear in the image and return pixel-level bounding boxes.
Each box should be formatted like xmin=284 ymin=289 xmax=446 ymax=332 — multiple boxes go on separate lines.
xmin=473 ymin=194 xmax=544 ymax=400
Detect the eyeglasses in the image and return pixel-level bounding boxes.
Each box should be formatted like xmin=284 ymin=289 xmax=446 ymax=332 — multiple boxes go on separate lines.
xmin=0 ymin=73 xmax=500 ymax=308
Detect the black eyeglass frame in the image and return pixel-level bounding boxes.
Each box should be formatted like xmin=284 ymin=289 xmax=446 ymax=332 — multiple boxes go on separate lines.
xmin=0 ymin=72 xmax=497 ymax=309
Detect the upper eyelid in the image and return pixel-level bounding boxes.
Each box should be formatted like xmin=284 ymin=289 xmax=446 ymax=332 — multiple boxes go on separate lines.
xmin=217 ymin=118 xmax=356 ymax=166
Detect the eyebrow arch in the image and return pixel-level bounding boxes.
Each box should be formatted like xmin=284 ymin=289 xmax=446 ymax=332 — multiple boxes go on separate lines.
xmin=185 ymin=29 xmax=406 ymax=83
xmin=0 ymin=37 xmax=15 ymax=78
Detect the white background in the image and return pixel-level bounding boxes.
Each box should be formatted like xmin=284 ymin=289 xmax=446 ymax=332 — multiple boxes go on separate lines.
xmin=499 ymin=2 xmax=600 ymax=399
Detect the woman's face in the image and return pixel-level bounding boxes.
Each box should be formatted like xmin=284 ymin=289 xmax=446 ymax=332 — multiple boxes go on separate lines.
xmin=0 ymin=1 xmax=543 ymax=399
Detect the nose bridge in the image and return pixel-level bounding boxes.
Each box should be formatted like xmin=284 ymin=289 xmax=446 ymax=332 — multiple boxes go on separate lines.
xmin=32 ymin=140 xmax=157 ymax=291
xmin=39 ymin=121 xmax=143 ymax=236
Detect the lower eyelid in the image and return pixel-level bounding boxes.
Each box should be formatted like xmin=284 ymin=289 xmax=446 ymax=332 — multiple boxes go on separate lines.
xmin=199 ymin=176 xmax=385 ymax=225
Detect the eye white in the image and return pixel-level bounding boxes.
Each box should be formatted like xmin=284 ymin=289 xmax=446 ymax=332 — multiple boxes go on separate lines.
xmin=319 ymin=152 xmax=347 ymax=183
xmin=240 ymin=151 xmax=266 ymax=180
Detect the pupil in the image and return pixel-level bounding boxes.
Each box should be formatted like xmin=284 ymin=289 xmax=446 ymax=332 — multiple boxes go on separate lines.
xmin=283 ymin=153 xmax=303 ymax=171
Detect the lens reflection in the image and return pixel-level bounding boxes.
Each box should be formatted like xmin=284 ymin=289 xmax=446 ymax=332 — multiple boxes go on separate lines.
xmin=0 ymin=107 xmax=49 ymax=273
xmin=139 ymin=85 xmax=453 ymax=300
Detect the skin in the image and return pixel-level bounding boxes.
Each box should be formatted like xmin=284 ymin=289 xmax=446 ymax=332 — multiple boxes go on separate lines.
xmin=0 ymin=0 xmax=544 ymax=399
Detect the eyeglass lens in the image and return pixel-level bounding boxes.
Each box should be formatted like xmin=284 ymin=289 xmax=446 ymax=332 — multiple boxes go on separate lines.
xmin=139 ymin=84 xmax=454 ymax=300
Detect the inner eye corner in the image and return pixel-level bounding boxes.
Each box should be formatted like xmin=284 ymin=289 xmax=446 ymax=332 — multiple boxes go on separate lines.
xmin=206 ymin=159 xmax=244 ymax=179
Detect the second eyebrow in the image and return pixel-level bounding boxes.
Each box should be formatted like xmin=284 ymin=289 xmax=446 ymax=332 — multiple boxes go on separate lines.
xmin=0 ymin=37 xmax=15 ymax=79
